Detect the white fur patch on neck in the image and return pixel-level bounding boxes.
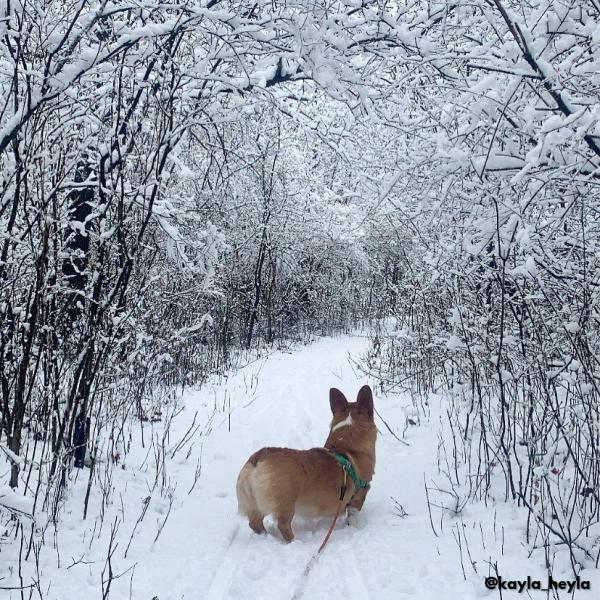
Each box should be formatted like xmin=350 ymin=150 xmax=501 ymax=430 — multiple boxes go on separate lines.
xmin=331 ymin=413 xmax=353 ymax=432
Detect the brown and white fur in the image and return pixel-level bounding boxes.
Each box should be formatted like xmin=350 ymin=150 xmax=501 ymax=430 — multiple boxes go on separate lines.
xmin=236 ymin=385 xmax=376 ymax=542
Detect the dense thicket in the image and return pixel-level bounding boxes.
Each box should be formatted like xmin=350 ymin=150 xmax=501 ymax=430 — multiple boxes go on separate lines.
xmin=362 ymin=0 xmax=600 ymax=573
xmin=0 ymin=0 xmax=393 ymax=516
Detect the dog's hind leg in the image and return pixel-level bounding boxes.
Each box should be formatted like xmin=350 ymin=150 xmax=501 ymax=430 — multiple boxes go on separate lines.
xmin=237 ymin=463 xmax=266 ymax=535
xmin=248 ymin=511 xmax=266 ymax=534
xmin=274 ymin=504 xmax=295 ymax=542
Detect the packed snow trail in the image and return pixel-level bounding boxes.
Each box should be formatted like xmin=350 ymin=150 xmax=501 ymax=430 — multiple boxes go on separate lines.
xmin=6 ymin=333 xmax=597 ymax=599
xmin=126 ymin=333 xmax=476 ymax=600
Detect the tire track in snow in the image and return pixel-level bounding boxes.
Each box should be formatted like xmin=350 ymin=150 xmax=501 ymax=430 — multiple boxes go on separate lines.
xmin=291 ymin=540 xmax=370 ymax=600
xmin=340 ymin=545 xmax=371 ymax=600
xmin=204 ymin=524 xmax=241 ymax=600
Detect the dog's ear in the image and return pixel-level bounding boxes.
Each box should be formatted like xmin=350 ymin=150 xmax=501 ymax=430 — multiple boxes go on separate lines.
xmin=329 ymin=388 xmax=348 ymax=414
xmin=356 ymin=385 xmax=374 ymax=419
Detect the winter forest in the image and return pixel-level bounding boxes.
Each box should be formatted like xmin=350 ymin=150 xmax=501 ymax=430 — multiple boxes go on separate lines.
xmin=1 ymin=0 xmax=600 ymax=598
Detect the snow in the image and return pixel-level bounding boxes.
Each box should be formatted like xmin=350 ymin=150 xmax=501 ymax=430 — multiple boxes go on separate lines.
xmin=0 ymin=443 xmax=25 ymax=465
xmin=2 ymin=334 xmax=599 ymax=598
xmin=446 ymin=334 xmax=465 ymax=350
xmin=0 ymin=485 xmax=34 ymax=517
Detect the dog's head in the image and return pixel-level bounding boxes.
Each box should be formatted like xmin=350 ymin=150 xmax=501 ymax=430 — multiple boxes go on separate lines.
xmin=329 ymin=385 xmax=374 ymax=431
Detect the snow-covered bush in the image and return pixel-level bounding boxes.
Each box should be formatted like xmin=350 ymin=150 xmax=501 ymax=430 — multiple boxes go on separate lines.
xmin=0 ymin=0 xmax=397 ymax=526
xmin=363 ymin=0 xmax=600 ymax=574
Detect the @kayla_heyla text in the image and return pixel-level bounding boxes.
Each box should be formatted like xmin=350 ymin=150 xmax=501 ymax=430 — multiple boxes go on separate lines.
xmin=485 ymin=576 xmax=591 ymax=593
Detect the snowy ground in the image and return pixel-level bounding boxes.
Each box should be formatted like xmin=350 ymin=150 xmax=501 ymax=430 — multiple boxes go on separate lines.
xmin=3 ymin=333 xmax=599 ymax=599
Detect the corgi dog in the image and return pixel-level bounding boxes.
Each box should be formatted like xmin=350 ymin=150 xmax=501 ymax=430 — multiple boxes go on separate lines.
xmin=236 ymin=385 xmax=376 ymax=542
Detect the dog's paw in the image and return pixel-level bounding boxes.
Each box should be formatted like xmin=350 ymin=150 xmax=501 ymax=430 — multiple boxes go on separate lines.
xmin=346 ymin=507 xmax=361 ymax=527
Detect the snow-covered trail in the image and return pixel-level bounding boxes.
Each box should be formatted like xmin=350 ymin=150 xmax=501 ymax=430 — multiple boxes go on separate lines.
xmin=6 ymin=333 xmax=550 ymax=599
xmin=127 ymin=333 xmax=477 ymax=600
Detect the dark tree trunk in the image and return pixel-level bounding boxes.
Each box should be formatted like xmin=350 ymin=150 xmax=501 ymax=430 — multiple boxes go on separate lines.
xmin=62 ymin=159 xmax=94 ymax=321
xmin=245 ymin=226 xmax=268 ymax=349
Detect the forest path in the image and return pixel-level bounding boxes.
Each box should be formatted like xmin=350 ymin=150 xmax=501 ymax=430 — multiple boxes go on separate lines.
xmin=12 ymin=334 xmax=510 ymax=600
xmin=128 ymin=333 xmax=480 ymax=600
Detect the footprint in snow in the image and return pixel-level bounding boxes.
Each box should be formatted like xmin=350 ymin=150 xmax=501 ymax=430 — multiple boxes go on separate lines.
xmin=242 ymin=551 xmax=268 ymax=581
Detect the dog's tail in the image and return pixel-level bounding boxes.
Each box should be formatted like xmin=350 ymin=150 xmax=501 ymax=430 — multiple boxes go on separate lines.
xmin=236 ymin=461 xmax=260 ymax=517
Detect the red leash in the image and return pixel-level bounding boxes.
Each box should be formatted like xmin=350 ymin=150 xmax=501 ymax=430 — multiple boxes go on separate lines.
xmin=292 ymin=471 xmax=347 ymax=599
xmin=317 ymin=493 xmax=345 ymax=554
